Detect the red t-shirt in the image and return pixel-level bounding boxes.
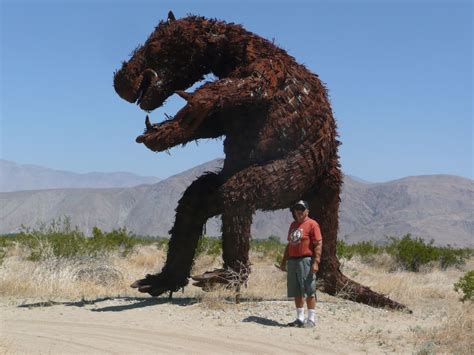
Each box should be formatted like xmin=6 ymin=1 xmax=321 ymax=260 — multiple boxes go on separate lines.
xmin=287 ymin=216 xmax=322 ymax=257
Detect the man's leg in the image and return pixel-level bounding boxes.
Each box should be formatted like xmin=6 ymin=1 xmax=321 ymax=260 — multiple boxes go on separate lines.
xmin=304 ymin=257 xmax=317 ymax=326
xmin=287 ymin=259 xmax=305 ymax=327
xmin=306 ymin=295 xmax=316 ymax=325
xmin=295 ymin=296 xmax=305 ymax=308
xmin=295 ymin=296 xmax=305 ymax=322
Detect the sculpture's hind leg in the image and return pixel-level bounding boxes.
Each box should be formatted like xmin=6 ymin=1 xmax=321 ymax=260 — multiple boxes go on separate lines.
xmin=131 ymin=171 xmax=224 ymax=296
xmin=303 ymin=160 xmax=410 ymax=312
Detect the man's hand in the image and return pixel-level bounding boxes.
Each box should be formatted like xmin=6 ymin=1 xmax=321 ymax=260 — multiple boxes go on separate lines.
xmin=277 ymin=245 xmax=289 ymax=272
xmin=310 ymin=262 xmax=319 ymax=273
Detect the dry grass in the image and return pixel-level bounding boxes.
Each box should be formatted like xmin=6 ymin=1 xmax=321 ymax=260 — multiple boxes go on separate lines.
xmin=340 ymin=254 xmax=473 ymax=306
xmin=0 ymin=244 xmax=165 ymax=299
xmin=340 ymin=255 xmax=473 ymax=353
xmin=413 ymin=303 xmax=473 ymax=354
xmin=0 ymin=245 xmax=289 ymax=301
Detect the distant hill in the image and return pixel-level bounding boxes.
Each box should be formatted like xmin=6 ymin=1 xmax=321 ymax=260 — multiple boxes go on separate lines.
xmin=0 ymin=159 xmax=161 ymax=191
xmin=0 ymin=159 xmax=472 ymax=247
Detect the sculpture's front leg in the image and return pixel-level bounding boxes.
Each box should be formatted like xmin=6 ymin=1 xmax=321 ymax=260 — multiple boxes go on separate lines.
xmin=131 ymin=171 xmax=224 ymax=296
xmin=173 ymin=72 xmax=277 ymax=132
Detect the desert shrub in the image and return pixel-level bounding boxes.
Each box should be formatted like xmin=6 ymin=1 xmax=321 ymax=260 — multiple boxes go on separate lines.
xmin=194 ymin=235 xmax=286 ymax=261
xmin=385 ymin=234 xmax=471 ymax=272
xmin=336 ymin=239 xmax=353 ymax=259
xmin=437 ymin=245 xmax=472 ymax=270
xmin=154 ymin=237 xmax=169 ymax=251
xmin=336 ymin=234 xmax=471 ymax=271
xmin=195 ymin=235 xmax=221 ymax=257
xmin=385 ymin=235 xmax=438 ymax=272
xmin=453 ymin=270 xmax=474 ymax=301
xmin=336 ymin=240 xmax=382 ymax=260
xmin=251 ymin=237 xmax=285 ymax=260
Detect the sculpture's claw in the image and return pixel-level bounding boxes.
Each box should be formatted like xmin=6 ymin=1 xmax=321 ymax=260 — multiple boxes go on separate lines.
xmin=137 ymin=284 xmax=152 ymax=292
xmin=131 ymin=273 xmax=186 ymax=297
xmin=130 ymin=274 xmax=153 ymax=288
xmin=191 ymin=268 xmax=247 ymax=291
xmin=175 ymin=90 xmax=192 ymax=101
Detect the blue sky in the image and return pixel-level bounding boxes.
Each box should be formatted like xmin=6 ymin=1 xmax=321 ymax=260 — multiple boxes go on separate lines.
xmin=1 ymin=0 xmax=472 ymax=182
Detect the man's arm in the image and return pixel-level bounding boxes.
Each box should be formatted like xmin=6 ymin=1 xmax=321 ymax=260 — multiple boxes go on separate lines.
xmin=279 ymin=244 xmax=289 ymax=271
xmin=311 ymin=223 xmax=323 ymax=273
xmin=312 ymin=240 xmax=322 ymax=271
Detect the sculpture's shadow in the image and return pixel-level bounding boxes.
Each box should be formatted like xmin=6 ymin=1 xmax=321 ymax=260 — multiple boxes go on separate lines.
xmin=17 ymin=296 xmax=198 ymax=312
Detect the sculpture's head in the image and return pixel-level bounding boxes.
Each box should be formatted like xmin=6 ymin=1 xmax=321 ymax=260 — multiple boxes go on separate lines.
xmin=113 ymin=11 xmax=214 ymax=112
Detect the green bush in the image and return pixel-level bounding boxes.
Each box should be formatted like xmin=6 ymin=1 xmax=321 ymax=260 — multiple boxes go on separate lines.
xmin=336 ymin=240 xmax=382 ymax=260
xmin=453 ymin=270 xmax=474 ymax=301
xmin=193 ymin=235 xmax=286 ymax=260
xmin=385 ymin=234 xmax=471 ymax=271
xmin=336 ymin=234 xmax=472 ymax=272
xmin=337 ymin=239 xmax=353 ymax=259
xmin=385 ymin=234 xmax=439 ymax=272
xmin=195 ymin=235 xmax=221 ymax=257
xmin=251 ymin=237 xmax=286 ymax=264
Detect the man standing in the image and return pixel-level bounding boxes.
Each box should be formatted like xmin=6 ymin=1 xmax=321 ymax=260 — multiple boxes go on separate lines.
xmin=279 ymin=200 xmax=323 ymax=328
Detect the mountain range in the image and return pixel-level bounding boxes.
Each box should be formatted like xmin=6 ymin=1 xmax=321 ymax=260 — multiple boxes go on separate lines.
xmin=0 ymin=159 xmax=472 ymax=247
xmin=0 ymin=159 xmax=161 ymax=192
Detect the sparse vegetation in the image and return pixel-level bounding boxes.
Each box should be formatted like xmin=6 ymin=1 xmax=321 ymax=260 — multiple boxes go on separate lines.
xmin=0 ymin=216 xmax=157 ymax=263
xmin=0 ymin=219 xmax=472 ymax=353
xmin=1 ymin=220 xmax=471 ymax=274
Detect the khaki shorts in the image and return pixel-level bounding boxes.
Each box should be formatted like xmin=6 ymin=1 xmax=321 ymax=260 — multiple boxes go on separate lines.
xmin=287 ymin=256 xmax=316 ymax=297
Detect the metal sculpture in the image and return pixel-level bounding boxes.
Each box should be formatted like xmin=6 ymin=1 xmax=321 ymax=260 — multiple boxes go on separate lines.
xmin=113 ymin=11 xmax=408 ymax=311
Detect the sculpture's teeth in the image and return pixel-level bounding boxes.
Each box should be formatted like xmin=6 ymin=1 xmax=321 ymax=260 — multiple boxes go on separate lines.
xmin=136 ymin=89 xmax=144 ymax=105
xmin=145 ymin=115 xmax=152 ymax=130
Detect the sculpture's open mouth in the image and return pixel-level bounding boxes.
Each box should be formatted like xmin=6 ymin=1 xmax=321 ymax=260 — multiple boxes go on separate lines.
xmin=131 ymin=68 xmax=172 ymax=111
xmin=114 ymin=67 xmax=170 ymax=112
xmin=135 ymin=69 xmax=158 ymax=106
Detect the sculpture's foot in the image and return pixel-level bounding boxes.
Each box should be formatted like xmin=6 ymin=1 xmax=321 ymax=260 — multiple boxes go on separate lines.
xmin=191 ymin=267 xmax=248 ymax=291
xmin=130 ymin=273 xmax=186 ymax=297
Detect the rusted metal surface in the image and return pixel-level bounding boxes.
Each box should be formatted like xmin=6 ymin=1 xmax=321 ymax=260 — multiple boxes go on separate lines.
xmin=115 ymin=11 xmax=409 ymax=311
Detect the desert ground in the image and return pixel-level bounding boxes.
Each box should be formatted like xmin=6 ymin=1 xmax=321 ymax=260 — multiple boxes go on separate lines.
xmin=0 ymin=245 xmax=472 ymax=354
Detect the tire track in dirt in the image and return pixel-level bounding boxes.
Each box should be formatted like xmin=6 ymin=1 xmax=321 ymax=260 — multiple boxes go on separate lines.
xmin=4 ymin=319 xmax=325 ymax=354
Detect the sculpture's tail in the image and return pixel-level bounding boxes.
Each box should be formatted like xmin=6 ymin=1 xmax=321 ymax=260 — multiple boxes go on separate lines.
xmin=319 ymin=268 xmax=411 ymax=312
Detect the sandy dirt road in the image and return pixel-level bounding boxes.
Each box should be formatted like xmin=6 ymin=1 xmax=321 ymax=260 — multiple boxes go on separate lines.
xmin=1 ymin=297 xmax=346 ymax=354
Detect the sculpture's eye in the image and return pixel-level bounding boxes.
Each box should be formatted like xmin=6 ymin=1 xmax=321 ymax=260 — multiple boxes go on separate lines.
xmin=145 ymin=43 xmax=161 ymax=62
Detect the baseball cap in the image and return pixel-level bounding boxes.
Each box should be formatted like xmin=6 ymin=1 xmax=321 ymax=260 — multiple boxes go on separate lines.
xmin=290 ymin=200 xmax=309 ymax=211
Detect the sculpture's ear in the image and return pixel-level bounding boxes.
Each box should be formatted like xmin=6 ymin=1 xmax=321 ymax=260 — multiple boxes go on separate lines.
xmin=167 ymin=11 xmax=176 ymax=23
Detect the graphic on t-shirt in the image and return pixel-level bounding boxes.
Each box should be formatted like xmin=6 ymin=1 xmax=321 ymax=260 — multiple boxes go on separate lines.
xmin=289 ymin=228 xmax=302 ymax=244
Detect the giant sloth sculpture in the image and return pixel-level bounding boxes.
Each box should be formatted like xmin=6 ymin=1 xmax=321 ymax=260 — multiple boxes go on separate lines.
xmin=113 ymin=11 xmax=408 ymax=311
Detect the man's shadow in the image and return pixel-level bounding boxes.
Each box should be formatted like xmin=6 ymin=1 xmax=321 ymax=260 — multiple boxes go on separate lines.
xmin=242 ymin=316 xmax=287 ymax=327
